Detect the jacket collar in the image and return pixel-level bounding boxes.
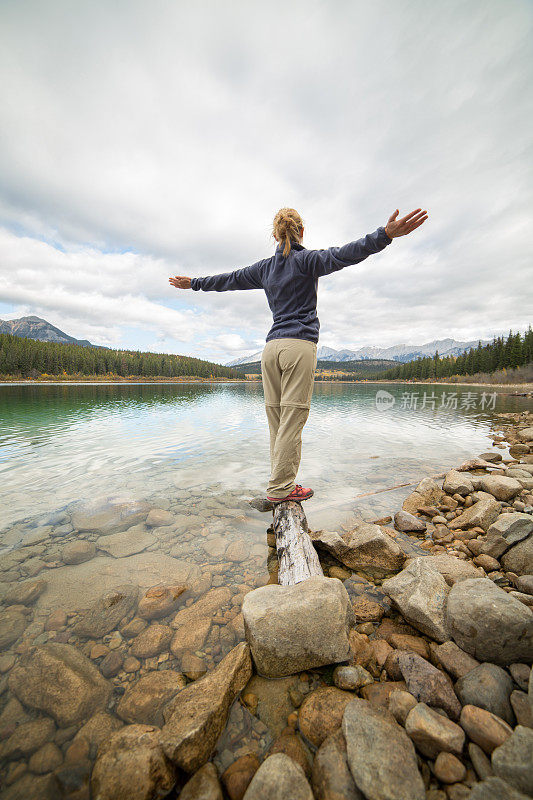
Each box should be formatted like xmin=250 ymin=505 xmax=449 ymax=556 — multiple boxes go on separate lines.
xmin=275 ymin=241 xmax=305 ymax=253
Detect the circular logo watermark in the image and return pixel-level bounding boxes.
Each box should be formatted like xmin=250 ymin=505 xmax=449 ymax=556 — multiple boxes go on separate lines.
xmin=375 ymin=390 xmax=395 ymax=411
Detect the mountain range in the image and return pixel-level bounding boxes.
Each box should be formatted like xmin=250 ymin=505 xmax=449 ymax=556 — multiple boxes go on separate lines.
xmin=0 ymin=316 xmax=95 ymax=347
xmin=226 ymin=338 xmax=491 ymax=366
xmin=0 ymin=317 xmax=491 ymax=367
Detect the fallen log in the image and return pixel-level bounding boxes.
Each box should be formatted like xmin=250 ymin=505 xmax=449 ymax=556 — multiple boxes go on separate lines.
xmin=273 ymin=500 xmax=323 ymax=586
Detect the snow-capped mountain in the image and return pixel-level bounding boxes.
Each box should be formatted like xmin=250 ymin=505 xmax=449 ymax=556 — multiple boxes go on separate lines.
xmin=226 ymin=338 xmax=491 ymax=366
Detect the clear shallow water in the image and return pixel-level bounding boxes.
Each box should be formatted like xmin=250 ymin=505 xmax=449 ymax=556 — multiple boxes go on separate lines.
xmin=0 ymin=381 xmax=531 ymax=777
xmin=1 ymin=381 xmax=531 ymax=535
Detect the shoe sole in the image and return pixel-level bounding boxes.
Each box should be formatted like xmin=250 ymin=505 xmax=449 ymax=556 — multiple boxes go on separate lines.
xmin=267 ymin=490 xmax=314 ymax=504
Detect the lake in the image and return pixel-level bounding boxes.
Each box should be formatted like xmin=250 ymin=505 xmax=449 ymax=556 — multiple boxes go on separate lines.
xmin=1 ymin=381 xmax=530 ymax=536
xmin=0 ymin=381 xmax=531 ymax=771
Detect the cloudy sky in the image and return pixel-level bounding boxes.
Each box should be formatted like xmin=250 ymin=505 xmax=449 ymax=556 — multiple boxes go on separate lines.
xmin=0 ymin=0 xmax=531 ymax=364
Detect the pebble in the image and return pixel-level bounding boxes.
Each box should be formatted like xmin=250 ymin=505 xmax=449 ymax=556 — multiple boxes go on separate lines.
xmin=333 ymin=665 xmax=374 ymax=691
xmin=459 ymin=705 xmax=513 ymax=754
xmin=434 ymin=752 xmax=467 ymax=784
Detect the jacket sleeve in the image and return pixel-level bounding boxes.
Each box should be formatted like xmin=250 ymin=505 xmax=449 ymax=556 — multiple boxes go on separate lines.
xmin=303 ymin=226 xmax=392 ymax=278
xmin=191 ymin=259 xmax=265 ymax=292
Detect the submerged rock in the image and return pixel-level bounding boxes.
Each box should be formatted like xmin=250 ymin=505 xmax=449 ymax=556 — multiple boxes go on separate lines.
xmin=3 ymin=578 xmax=47 ymax=605
xmin=71 ymin=496 xmax=150 ymax=535
xmin=61 ymin=540 xmax=96 ymax=565
xmin=382 ymin=558 xmax=449 ymax=641
xmin=90 ymin=724 xmax=176 ymax=800
xmin=96 ymin=527 xmax=156 ymax=558
xmin=160 ymin=642 xmax=252 ymax=772
xmin=342 ymin=698 xmax=425 ymax=800
xmin=242 ymin=577 xmax=351 ymax=678
xmin=117 ymin=670 xmax=186 ymax=726
xmin=445 ymin=578 xmax=533 ymax=665
xmin=9 ymin=642 xmax=111 ymax=727
xmin=242 ymin=753 xmax=313 ymax=800
xmin=179 ymin=762 xmax=223 ymax=800
xmin=137 ymin=584 xmax=187 ymax=620
xmin=72 ymin=584 xmax=139 ymax=638
xmin=0 ymin=608 xmax=29 ymax=650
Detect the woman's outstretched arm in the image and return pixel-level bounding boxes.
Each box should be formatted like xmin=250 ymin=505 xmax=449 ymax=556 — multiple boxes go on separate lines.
xmin=305 ymin=207 xmax=428 ymax=279
xmin=169 ymin=259 xmax=266 ymax=292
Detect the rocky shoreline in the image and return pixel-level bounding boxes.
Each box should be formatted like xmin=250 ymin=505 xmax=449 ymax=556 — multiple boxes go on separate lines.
xmin=0 ymin=413 xmax=532 ymax=798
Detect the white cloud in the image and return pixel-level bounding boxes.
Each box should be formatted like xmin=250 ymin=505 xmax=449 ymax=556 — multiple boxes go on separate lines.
xmin=0 ymin=0 xmax=531 ymax=361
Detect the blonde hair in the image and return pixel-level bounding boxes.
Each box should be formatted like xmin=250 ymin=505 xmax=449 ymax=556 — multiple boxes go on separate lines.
xmin=273 ymin=208 xmax=303 ymax=257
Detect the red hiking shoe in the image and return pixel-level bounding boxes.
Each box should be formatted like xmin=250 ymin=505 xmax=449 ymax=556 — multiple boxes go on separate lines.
xmin=267 ymin=484 xmax=314 ymax=504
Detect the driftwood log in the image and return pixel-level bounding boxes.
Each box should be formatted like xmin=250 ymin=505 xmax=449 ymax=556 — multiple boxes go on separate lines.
xmin=272 ymin=500 xmax=323 ymax=586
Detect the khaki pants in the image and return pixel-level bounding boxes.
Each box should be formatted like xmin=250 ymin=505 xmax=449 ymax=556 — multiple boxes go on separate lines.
xmin=261 ymin=337 xmax=318 ymax=498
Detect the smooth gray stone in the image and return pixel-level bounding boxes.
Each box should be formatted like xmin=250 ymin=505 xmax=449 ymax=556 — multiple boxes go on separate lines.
xmin=342 ymin=698 xmax=425 ymax=800
xmin=455 ymin=663 xmax=515 ymax=725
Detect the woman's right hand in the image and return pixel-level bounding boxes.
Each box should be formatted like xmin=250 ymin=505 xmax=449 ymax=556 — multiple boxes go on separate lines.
xmin=169 ymin=276 xmax=192 ymax=289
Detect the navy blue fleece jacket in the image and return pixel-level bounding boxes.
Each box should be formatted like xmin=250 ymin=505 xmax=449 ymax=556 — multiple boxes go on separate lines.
xmin=191 ymin=226 xmax=393 ymax=343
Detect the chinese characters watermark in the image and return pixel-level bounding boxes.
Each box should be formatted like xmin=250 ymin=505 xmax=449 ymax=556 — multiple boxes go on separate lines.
xmin=375 ymin=389 xmax=497 ymax=412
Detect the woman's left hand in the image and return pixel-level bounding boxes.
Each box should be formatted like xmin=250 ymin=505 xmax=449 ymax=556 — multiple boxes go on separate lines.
xmin=169 ymin=276 xmax=192 ymax=289
xmin=385 ymin=208 xmax=428 ymax=238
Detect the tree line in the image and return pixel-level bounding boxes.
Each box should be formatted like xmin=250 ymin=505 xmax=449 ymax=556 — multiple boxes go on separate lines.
xmin=0 ymin=333 xmax=239 ymax=379
xmin=366 ymin=327 xmax=533 ymax=381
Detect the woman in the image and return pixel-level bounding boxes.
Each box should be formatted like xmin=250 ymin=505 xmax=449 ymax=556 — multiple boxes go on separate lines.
xmin=170 ymin=206 xmax=428 ymax=504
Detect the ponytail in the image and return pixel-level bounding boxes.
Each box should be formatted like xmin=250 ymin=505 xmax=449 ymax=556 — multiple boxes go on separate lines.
xmin=272 ymin=208 xmax=303 ymax=257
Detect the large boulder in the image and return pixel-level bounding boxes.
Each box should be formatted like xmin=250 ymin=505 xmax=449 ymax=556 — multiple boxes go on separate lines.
xmin=491 ymin=725 xmax=533 ymax=796
xmin=160 ymin=642 xmax=252 ymax=772
xmin=72 ymin=584 xmax=139 ymax=638
xmin=342 ymin=698 xmax=425 ymax=800
xmin=481 ymin=513 xmax=533 ymax=559
xmin=445 ymin=579 xmax=533 ymax=665
xmin=90 ymin=724 xmax=176 ymax=800
xmin=455 ymin=663 xmax=514 ymax=725
xmin=8 ymin=643 xmax=111 ymax=727
xmin=310 ymin=523 xmax=405 ymax=577
xmin=443 ymin=470 xmax=474 ymax=497
xmin=243 ymin=753 xmax=313 ymax=800
xmin=477 ymin=476 xmax=523 ymax=501
xmin=402 ymin=478 xmax=445 ymax=515
xmin=449 ymin=497 xmax=501 ymax=532
xmin=242 ymin=577 xmax=351 ymax=678
xmin=501 ymin=536 xmax=533 ymax=576
xmin=382 ymin=558 xmax=449 ymax=642
xmin=518 ymin=427 xmax=533 ymax=443
xmin=414 ymin=554 xmax=482 ymax=585
xmin=71 ymin=496 xmax=150 ymax=534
